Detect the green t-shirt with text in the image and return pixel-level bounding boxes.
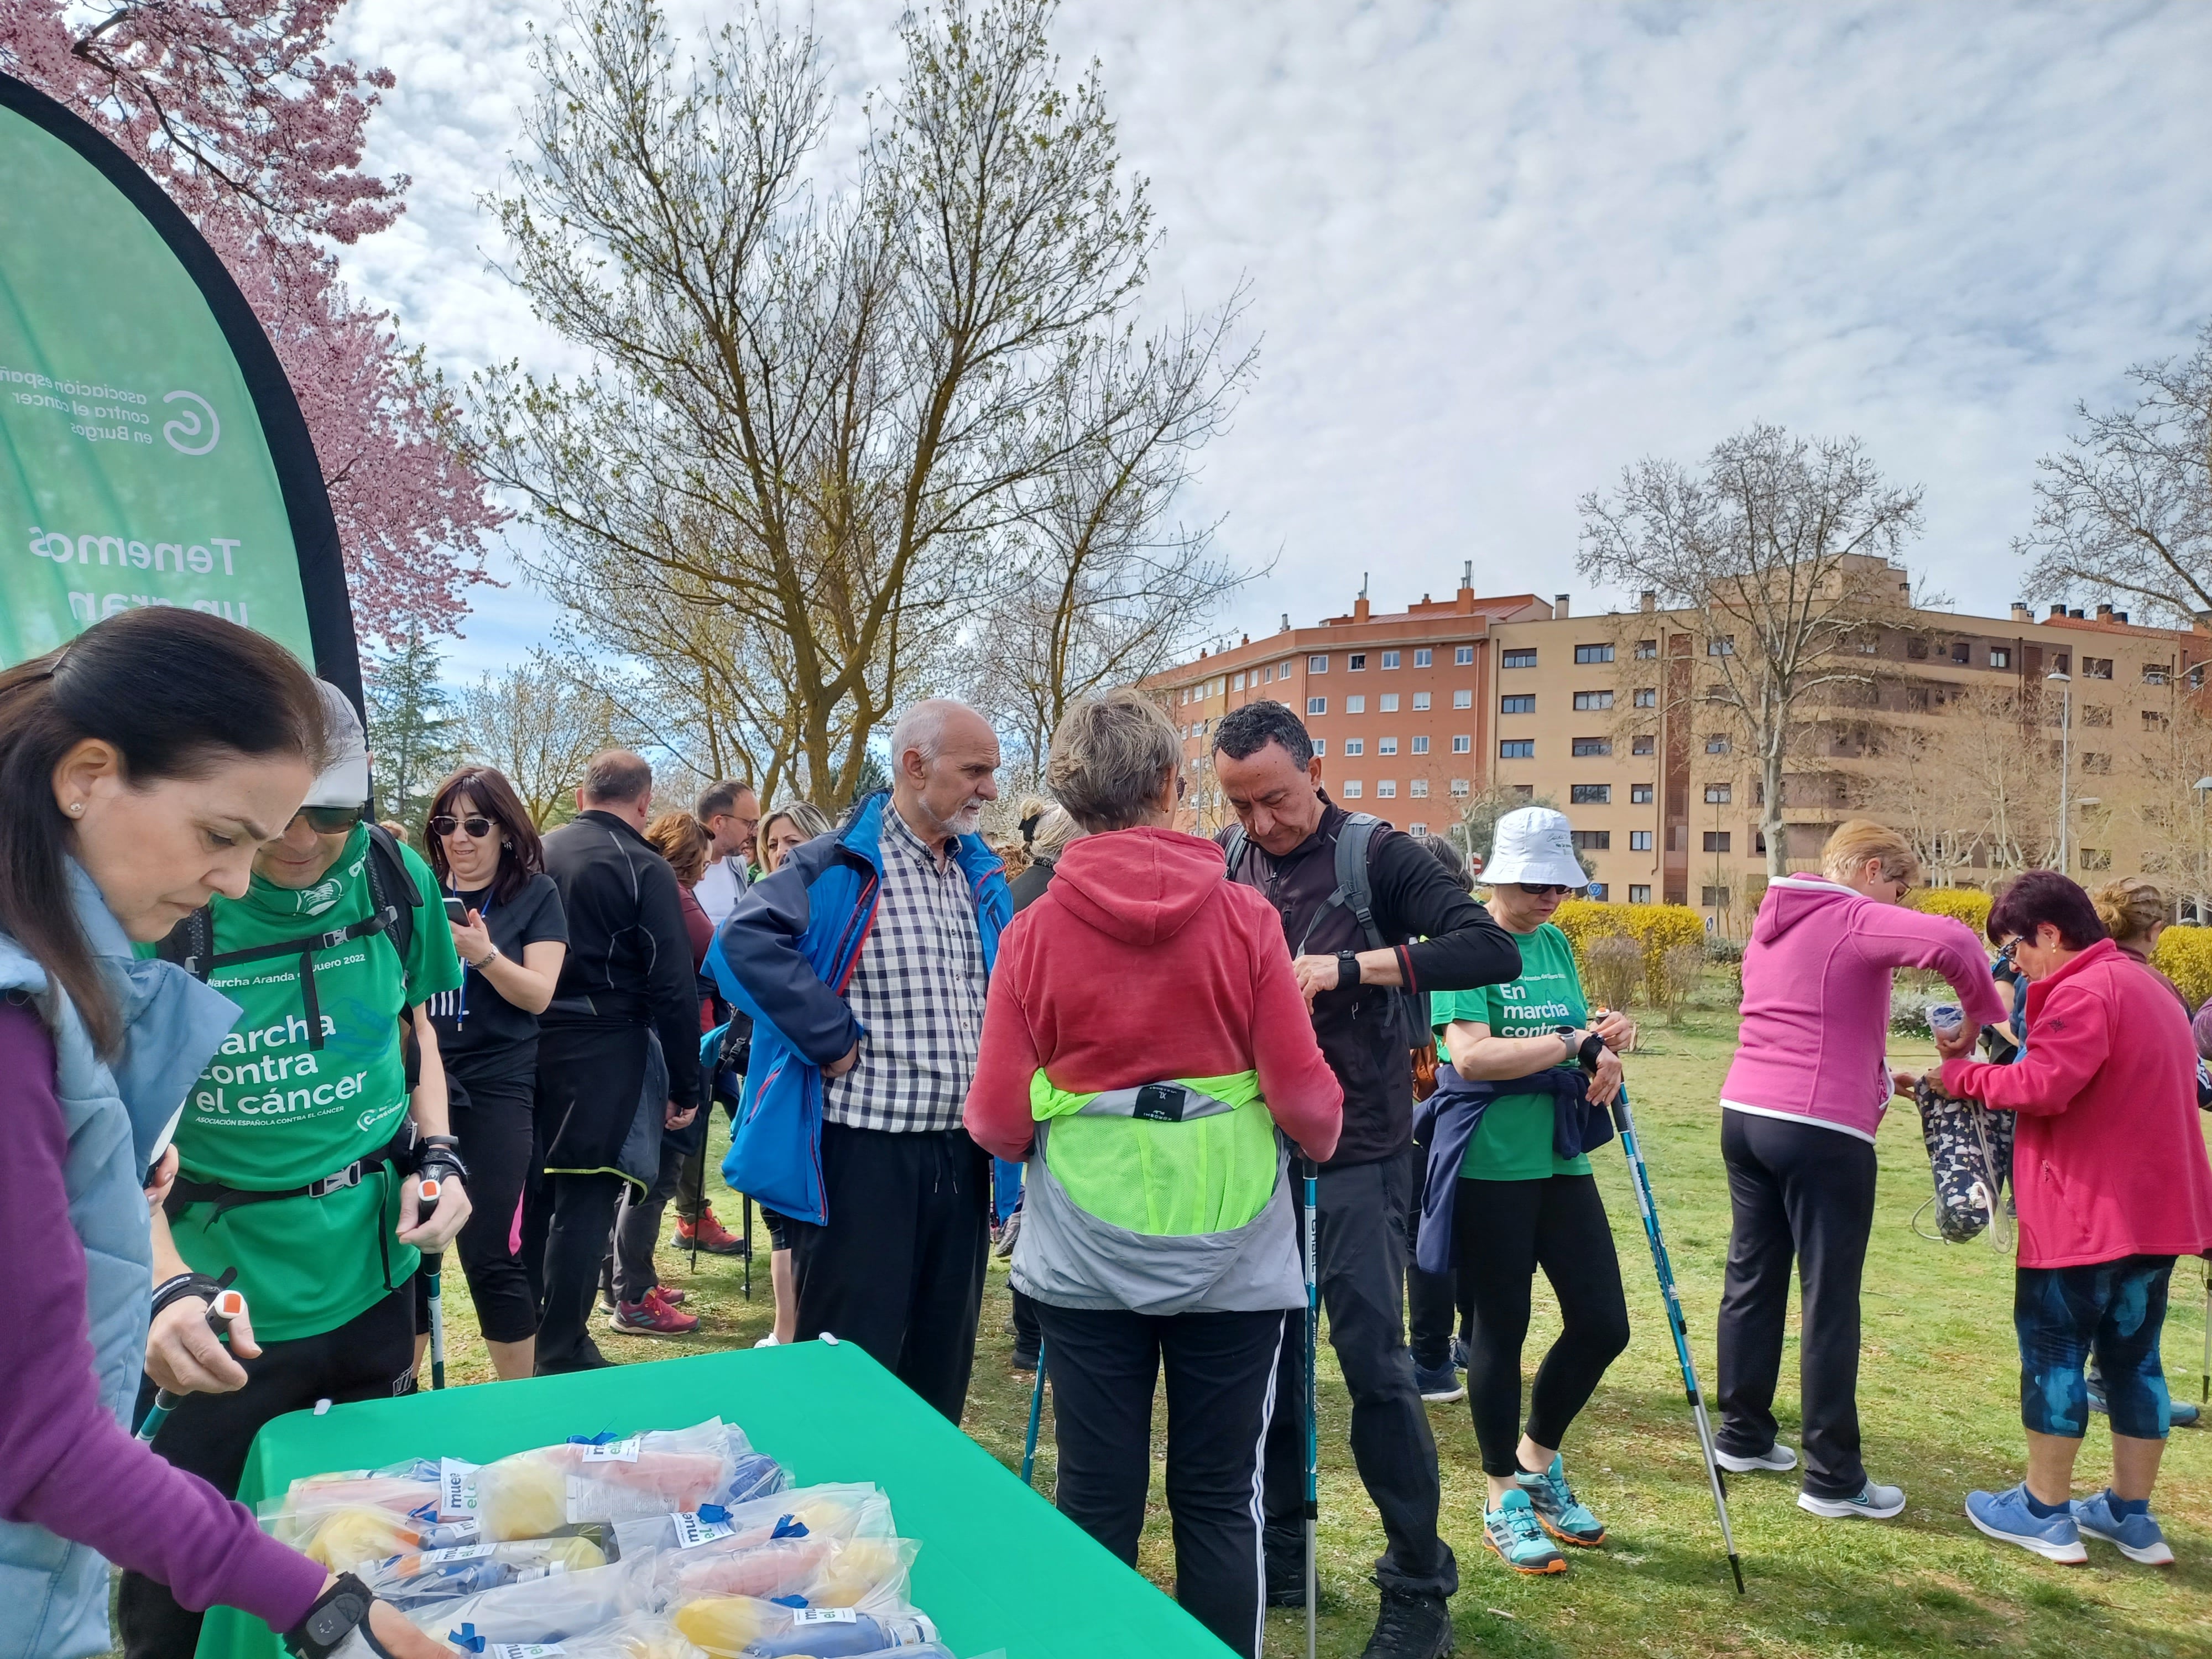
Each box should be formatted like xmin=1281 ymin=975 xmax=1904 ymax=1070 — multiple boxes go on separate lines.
xmin=165 ymin=827 xmax=463 ymax=1339
xmin=1431 ymin=922 xmax=1592 ymax=1182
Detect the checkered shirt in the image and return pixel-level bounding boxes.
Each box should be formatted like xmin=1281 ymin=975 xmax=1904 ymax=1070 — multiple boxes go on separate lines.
xmin=823 ymin=805 xmax=989 ymax=1133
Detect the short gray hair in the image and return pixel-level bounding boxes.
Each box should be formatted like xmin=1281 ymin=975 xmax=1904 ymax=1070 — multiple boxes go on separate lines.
xmin=889 ymin=698 xmax=969 ymax=769
xmin=1047 ymin=688 xmax=1181 ymax=833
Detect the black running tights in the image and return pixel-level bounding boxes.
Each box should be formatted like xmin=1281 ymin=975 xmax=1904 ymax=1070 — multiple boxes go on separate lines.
xmin=1455 ymin=1172 xmax=1631 ymax=1478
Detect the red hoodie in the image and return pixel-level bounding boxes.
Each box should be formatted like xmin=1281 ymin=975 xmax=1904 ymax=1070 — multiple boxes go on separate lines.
xmin=964 ymin=826 xmax=1342 ymax=1162
xmin=1943 ymin=938 xmax=2212 ymax=1270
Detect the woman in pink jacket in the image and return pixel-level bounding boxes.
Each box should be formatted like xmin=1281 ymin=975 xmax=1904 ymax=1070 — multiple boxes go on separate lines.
xmin=1714 ymin=821 xmax=2005 ymax=1520
xmin=1937 ymin=870 xmax=2212 ymax=1567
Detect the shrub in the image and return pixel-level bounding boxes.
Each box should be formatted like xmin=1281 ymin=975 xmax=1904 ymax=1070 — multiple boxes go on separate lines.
xmin=1585 ymin=933 xmax=1644 ymax=1012
xmin=1659 ymin=943 xmax=1704 ymax=1021
xmin=1908 ymin=887 xmax=1993 ymax=937
xmin=2154 ymin=925 xmax=2212 ymax=1009
xmin=1548 ymin=898 xmax=1708 ymax=1004
xmin=1703 ymin=935 xmax=1746 ymax=966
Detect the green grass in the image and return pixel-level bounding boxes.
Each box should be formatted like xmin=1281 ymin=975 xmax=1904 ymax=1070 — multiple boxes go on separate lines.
xmin=416 ymin=993 xmax=2212 ymax=1659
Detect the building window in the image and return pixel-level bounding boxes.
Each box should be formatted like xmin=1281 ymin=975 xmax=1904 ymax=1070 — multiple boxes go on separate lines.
xmin=2145 ymin=661 xmax=2170 ymax=685
xmin=1380 ymin=693 xmax=1399 ymax=712
xmin=1571 ymin=784 xmax=1611 ymax=805
xmin=2079 ymin=847 xmax=2111 ymax=871
xmin=1572 ymin=830 xmax=1610 ymax=851
xmin=1572 ymin=737 xmax=1612 ymax=757
xmin=1500 ymin=739 xmax=1535 ymax=759
xmin=1575 ymin=644 xmax=1615 ymax=665
xmin=1501 ymin=649 xmax=1537 ymax=669
xmin=1412 ymin=735 xmax=1430 ymax=754
xmin=1279 ymin=659 xmax=1292 ymax=678
xmin=1381 ymin=650 xmax=1400 ymax=669
xmin=1344 ymin=780 xmax=1364 ymax=799
xmin=2145 ymin=709 xmax=2170 ymax=731
xmin=1450 ymin=778 xmax=1470 ymax=798
xmin=2083 ymin=752 xmax=2112 ymax=774
xmin=1635 ymin=639 xmax=1658 ymax=659
xmin=1412 ymin=691 xmax=1431 ymax=710
xmin=1703 ymin=831 xmax=1731 ymax=853
xmin=1408 ymin=821 xmax=1427 ymax=836
xmin=1708 ymin=636 xmax=1735 ymax=656
xmin=1312 ymin=739 xmax=1326 ymax=756
xmin=1631 ymin=784 xmax=1653 ymax=804
xmin=1634 ymin=687 xmax=1656 ymax=708
xmin=1990 ymin=648 xmax=2010 ymax=669
xmin=1308 ymin=654 xmax=1329 ymax=673
xmin=1702 ymin=886 xmax=1730 ymax=908
xmin=1705 ymin=734 xmax=1731 ymax=754
xmin=1348 ymin=653 xmax=1366 ymax=671
xmin=2081 ymin=705 xmax=2111 ymax=727
xmin=1232 ymin=671 xmax=1245 ymax=690
xmin=1588 ymin=883 xmax=1609 ymax=901
xmin=1414 ymin=648 xmax=1433 ymax=667
xmin=1705 ymin=784 xmax=1731 ymax=804
xmin=1574 ymin=690 xmax=1614 ymax=711
xmin=1378 ymin=780 xmax=1397 ymax=799
xmin=1453 ymin=689 xmax=1473 ymax=708
xmin=1907 ymin=635 xmax=1929 ymax=660
xmin=1456 ymin=645 xmax=1476 ymax=665
xmin=1307 ymin=697 xmax=1326 ymax=716
xmin=1344 ymin=739 xmax=1364 ymax=756
xmin=2083 ymin=656 xmax=2114 ymax=679
xmin=1632 ymin=735 xmax=1655 ymax=756
xmin=1452 ymin=734 xmax=1472 ymax=753
xmin=1512 ymin=784 xmax=1536 ymax=800
xmin=1629 ymin=884 xmax=1652 ymax=904
xmin=1950 ymin=641 xmax=1970 ymax=664
xmin=1500 ymin=695 xmax=1536 ymax=714
xmin=1630 ymin=830 xmax=1653 ymax=851
xmin=1345 ymin=695 xmax=1366 ymax=714
xmin=1379 ymin=737 xmax=1399 ymax=755
xmin=1410 ymin=779 xmax=1429 ymax=798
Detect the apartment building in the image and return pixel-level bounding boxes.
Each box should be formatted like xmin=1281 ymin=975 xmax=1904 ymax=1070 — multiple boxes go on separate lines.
xmin=1147 ymin=566 xmax=2212 ymax=930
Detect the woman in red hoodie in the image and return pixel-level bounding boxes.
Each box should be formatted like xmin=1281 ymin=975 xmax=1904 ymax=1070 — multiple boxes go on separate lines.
xmin=1938 ymin=870 xmax=2212 ymax=1568
xmin=965 ymin=688 xmax=1343 ymax=1659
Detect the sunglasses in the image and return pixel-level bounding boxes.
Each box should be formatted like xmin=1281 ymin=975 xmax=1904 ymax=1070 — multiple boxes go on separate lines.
xmin=431 ymin=814 xmax=496 ymax=840
xmin=1515 ymin=883 xmax=1573 ymax=897
xmin=295 ymin=805 xmax=364 ymax=834
xmin=1995 ymin=939 xmax=2020 ymax=966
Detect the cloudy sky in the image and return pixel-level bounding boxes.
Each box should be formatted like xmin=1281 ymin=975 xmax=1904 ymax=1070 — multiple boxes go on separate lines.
xmin=327 ymin=0 xmax=2212 ymax=680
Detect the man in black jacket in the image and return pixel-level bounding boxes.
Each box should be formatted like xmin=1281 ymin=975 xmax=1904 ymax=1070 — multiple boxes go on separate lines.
xmin=525 ymin=750 xmax=704 ymax=1373
xmin=1213 ymin=701 xmax=1520 ymax=1659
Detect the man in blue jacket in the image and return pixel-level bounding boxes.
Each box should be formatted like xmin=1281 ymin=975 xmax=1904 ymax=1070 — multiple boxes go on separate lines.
xmin=712 ymin=700 xmax=1011 ymax=1422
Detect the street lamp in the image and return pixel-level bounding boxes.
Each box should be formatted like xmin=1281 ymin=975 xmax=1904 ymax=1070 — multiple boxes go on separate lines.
xmin=2048 ymin=670 xmax=2072 ymax=874
xmin=2194 ymin=776 xmax=2212 ymax=922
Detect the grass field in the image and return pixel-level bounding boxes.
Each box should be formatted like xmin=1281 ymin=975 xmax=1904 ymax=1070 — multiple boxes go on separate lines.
xmin=417 ymin=990 xmax=2212 ymax=1659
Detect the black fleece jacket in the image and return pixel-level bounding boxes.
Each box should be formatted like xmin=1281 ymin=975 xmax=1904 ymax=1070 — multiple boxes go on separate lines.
xmin=1223 ymin=797 xmax=1520 ymax=1167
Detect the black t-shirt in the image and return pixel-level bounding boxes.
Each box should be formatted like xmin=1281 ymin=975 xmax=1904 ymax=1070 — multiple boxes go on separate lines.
xmin=425 ymin=870 xmax=568 ymax=1066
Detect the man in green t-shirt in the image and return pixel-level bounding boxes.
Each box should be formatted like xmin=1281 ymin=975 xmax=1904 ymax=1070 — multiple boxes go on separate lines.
xmin=121 ymin=686 xmax=471 ymax=1659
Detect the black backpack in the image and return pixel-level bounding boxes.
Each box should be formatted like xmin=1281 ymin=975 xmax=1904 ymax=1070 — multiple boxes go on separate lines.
xmin=155 ymin=821 xmax=420 ymax=1053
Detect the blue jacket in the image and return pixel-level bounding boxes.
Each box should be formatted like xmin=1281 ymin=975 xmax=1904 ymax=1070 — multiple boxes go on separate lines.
xmin=1412 ymin=1063 xmax=1615 ymax=1276
xmin=708 ymin=793 xmax=1011 ymax=1225
xmin=0 ymin=864 xmax=238 ymax=1658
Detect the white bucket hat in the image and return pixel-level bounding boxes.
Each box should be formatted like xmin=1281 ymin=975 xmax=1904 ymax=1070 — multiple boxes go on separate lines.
xmin=1484 ymin=806 xmax=1586 ymax=889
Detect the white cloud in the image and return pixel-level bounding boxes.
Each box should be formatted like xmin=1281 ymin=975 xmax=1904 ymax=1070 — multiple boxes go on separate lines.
xmin=330 ymin=0 xmax=2212 ymax=672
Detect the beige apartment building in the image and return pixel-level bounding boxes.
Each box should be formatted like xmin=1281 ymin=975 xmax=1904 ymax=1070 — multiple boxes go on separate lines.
xmin=1147 ymin=565 xmax=2212 ymax=931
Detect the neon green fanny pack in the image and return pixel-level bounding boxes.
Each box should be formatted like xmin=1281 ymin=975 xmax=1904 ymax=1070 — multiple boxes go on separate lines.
xmin=1029 ymin=1070 xmax=1279 ymax=1237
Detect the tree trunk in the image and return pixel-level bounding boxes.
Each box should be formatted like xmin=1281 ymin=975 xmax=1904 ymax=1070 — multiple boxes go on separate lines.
xmin=1763 ymin=739 xmax=1788 ymax=879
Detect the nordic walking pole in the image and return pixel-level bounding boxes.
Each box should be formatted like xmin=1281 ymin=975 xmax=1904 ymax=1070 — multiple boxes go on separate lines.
xmin=138 ymin=1271 xmax=246 ymax=1443
xmin=415 ymin=1176 xmax=448 ymax=1390
xmin=1608 ymin=1087 xmax=1744 ymax=1594
xmin=1021 ymin=1339 xmax=1049 ymax=1488
xmin=1303 ymin=1156 xmax=1320 ymax=1659
xmin=2200 ymin=1260 xmax=2208 ymax=1406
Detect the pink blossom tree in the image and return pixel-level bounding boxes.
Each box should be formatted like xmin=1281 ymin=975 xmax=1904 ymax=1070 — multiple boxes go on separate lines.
xmin=2 ymin=0 xmax=502 ymax=644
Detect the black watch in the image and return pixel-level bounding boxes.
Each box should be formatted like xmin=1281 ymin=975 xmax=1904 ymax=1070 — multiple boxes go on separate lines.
xmin=284 ymin=1573 xmax=384 ymax=1658
xmin=1336 ymin=950 xmax=1361 ymax=988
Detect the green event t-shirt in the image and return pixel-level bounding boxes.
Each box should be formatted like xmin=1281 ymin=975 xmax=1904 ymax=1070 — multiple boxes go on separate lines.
xmin=1430 ymin=922 xmax=1592 ymax=1182
xmin=164 ymin=827 xmax=463 ymax=1339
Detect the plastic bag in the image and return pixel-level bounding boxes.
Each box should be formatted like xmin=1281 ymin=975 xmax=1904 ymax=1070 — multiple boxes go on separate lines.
xmin=651 ymin=1533 xmax=916 ymax=1610
xmin=406 ymin=1555 xmax=646 ymax=1650
xmin=260 ymin=1457 xmax=484 ymax=1571
xmin=358 ymin=1535 xmax=608 ymax=1611
xmin=474 ymin=1421 xmax=745 ymax=1541
xmin=669 ymin=1580 xmax=938 ymax=1659
xmin=611 ymin=1485 xmax=891 ymax=1562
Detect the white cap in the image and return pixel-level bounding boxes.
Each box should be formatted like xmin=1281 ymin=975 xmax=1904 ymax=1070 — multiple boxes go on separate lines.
xmin=304 ymin=681 xmax=371 ymax=808
xmin=1483 ymin=807 xmax=1586 ymax=889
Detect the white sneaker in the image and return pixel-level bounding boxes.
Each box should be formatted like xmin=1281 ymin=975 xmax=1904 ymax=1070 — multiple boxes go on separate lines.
xmin=1715 ymin=1442 xmax=1798 ymax=1474
xmin=753 ymin=1333 xmax=781 ymax=1348
xmin=1798 ymin=1481 xmax=1906 ymax=1520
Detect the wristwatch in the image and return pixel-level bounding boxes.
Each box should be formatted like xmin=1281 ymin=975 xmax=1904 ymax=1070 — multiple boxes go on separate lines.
xmin=1559 ymin=1029 xmax=1581 ymax=1064
xmin=1335 ymin=949 xmax=1361 ymax=988
xmin=283 ymin=1573 xmax=379 ymax=1658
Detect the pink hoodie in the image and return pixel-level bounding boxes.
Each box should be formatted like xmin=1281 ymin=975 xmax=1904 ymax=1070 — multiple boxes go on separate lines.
xmin=1722 ymin=875 xmax=2007 ymax=1141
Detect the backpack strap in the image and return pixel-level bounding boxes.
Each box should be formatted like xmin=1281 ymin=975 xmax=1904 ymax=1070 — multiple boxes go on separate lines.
xmin=1221 ymin=823 xmax=1250 ymax=881
xmin=1295 ymin=811 xmax=1386 ymax=956
xmin=362 ymin=821 xmax=420 ymax=968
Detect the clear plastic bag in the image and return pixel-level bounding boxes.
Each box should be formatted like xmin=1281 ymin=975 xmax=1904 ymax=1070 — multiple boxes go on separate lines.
xmin=610 ymin=1485 xmax=891 ymax=1562
xmin=258 ymin=1457 xmax=484 ymax=1571
xmin=650 ymin=1532 xmax=916 ymax=1609
xmin=357 ymin=1535 xmax=610 ymax=1611
xmin=474 ymin=1421 xmax=747 ymax=1541
xmin=668 ymin=1578 xmax=938 ymax=1659
xmin=404 ymin=1554 xmax=646 ymax=1650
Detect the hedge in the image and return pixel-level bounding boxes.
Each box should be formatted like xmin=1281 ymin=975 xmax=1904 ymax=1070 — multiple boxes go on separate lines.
xmin=1907 ymin=888 xmax=1993 ymax=936
xmin=2154 ymin=925 xmax=2212 ymax=1009
xmin=1548 ymin=899 xmax=1708 ymax=1005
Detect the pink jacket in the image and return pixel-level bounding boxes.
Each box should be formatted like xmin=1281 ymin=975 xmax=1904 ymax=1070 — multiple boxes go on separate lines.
xmin=1943 ymin=938 xmax=2212 ymax=1269
xmin=1723 ymin=875 xmax=2007 ymax=1140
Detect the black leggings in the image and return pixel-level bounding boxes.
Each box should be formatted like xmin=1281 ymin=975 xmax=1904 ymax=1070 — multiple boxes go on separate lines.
xmin=440 ymin=1056 xmax=540 ymax=1343
xmin=1455 ymin=1173 xmax=1631 ymax=1478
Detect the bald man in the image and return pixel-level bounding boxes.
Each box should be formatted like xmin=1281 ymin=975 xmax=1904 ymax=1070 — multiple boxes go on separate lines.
xmin=709 ymin=701 xmax=1012 ymax=1421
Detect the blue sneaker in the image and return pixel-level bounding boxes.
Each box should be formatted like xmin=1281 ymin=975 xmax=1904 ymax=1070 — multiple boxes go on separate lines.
xmin=1966 ymin=1484 xmax=2086 ymax=1564
xmin=1483 ymin=1487 xmax=1565 ymax=1575
xmin=2072 ymin=1490 xmax=2174 ymax=1566
xmin=1413 ymin=1360 xmax=1465 ymax=1404
xmin=1517 ymin=1453 xmax=1605 ymax=1547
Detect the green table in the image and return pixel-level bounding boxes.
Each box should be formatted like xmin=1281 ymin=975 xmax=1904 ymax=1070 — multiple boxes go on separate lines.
xmin=199 ymin=1340 xmax=1229 ymax=1659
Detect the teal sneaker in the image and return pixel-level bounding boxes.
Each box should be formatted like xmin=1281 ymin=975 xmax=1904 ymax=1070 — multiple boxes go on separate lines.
xmin=1516 ymin=1453 xmax=1606 ymax=1547
xmin=1483 ymin=1487 xmax=1566 ymax=1575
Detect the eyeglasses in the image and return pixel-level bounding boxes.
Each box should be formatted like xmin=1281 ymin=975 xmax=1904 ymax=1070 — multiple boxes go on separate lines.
xmin=295 ymin=805 xmax=364 ymax=834
xmin=1515 ymin=883 xmax=1573 ymax=897
xmin=1995 ymin=939 xmax=2020 ymax=966
xmin=431 ymin=814 xmax=495 ymax=840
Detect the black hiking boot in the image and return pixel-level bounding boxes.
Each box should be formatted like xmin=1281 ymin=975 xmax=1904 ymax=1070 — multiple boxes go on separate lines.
xmin=1360 ymin=1584 xmax=1454 ymax=1659
xmin=1264 ymin=1524 xmax=1306 ymax=1608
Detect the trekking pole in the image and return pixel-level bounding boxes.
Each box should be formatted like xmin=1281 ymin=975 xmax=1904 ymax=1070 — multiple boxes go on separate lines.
xmin=1608 ymin=1088 xmax=1745 ymax=1594
xmin=689 ymin=1146 xmax=703 ymax=1276
xmin=1021 ymin=1339 xmax=1049 ymax=1488
xmin=1303 ymin=1156 xmax=1320 ymax=1659
xmin=138 ymin=1271 xmax=247 ymax=1443
xmin=2200 ymin=1259 xmax=2208 ymax=1406
xmin=415 ymin=1176 xmax=448 ymax=1390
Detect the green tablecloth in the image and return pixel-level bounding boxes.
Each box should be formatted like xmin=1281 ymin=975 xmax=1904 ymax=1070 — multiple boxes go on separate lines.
xmin=197 ymin=1340 xmax=1229 ymax=1659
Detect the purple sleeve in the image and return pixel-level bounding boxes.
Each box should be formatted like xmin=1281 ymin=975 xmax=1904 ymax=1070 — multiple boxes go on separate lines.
xmin=2193 ymin=1000 xmax=2212 ymax=1064
xmin=0 ymin=1004 xmax=326 ymax=1631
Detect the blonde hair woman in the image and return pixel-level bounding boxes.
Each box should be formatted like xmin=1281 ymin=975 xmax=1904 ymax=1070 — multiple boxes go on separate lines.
xmin=2091 ymin=878 xmax=2190 ymax=1015
xmin=1712 ymin=819 xmax=2008 ymax=1519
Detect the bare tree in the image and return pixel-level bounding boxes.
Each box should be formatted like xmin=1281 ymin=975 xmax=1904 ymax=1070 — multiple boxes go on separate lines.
xmin=1580 ymin=426 xmax=1926 ymax=877
xmin=2018 ymin=318 xmax=2212 ymax=625
xmin=469 ymin=0 xmax=1251 ymax=810
xmin=456 ymin=653 xmax=632 ymax=828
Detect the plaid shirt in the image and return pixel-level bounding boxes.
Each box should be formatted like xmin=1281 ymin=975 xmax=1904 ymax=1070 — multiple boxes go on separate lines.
xmin=823 ymin=805 xmax=989 ymax=1133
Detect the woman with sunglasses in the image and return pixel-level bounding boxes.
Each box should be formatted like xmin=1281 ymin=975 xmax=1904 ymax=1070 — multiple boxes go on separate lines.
xmin=422 ymin=768 xmax=568 ymax=1380
xmin=1427 ymin=807 xmax=1634 ymax=1577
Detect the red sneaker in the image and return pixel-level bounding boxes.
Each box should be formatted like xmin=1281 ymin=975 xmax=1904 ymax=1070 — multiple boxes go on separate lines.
xmin=609 ymin=1288 xmax=699 ymax=1337
xmin=655 ymin=1283 xmax=687 ymax=1306
xmin=674 ymin=1206 xmax=747 ymax=1256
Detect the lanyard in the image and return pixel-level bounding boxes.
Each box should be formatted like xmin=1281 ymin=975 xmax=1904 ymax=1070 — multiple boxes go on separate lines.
xmin=433 ymin=886 xmax=495 ymax=1025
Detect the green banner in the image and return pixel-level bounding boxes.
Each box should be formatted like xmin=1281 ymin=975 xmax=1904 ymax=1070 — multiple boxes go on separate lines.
xmin=0 ymin=74 xmax=356 ymax=693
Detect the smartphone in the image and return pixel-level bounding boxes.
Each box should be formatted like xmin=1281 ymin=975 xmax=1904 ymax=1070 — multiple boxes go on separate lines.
xmin=443 ymin=896 xmax=469 ymax=925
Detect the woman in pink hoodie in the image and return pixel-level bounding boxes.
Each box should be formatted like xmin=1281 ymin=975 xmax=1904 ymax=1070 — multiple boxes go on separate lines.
xmin=1713 ymin=821 xmax=2005 ymax=1520
xmin=1937 ymin=870 xmax=2212 ymax=1568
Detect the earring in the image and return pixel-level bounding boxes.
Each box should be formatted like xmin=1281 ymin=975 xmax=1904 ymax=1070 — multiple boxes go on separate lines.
xmin=66 ymin=802 xmax=84 ymax=817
